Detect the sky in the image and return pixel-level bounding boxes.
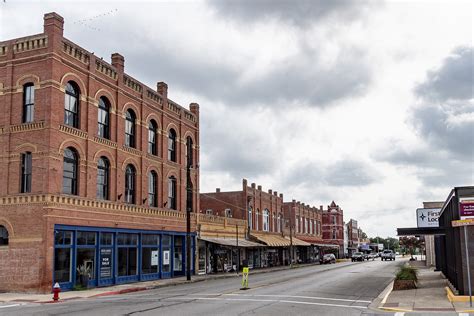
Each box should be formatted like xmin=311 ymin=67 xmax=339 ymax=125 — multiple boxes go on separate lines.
xmin=1 ymin=0 xmax=473 ymax=238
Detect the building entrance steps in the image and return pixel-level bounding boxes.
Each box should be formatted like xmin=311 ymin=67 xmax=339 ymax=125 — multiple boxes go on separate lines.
xmin=377 ymin=264 xmax=474 ymax=313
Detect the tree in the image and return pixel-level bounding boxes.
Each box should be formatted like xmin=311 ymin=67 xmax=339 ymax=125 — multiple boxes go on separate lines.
xmin=399 ymin=236 xmax=424 ymax=259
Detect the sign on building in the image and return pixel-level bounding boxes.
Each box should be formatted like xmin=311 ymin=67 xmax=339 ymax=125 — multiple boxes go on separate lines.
xmin=460 ymin=200 xmax=474 ymax=220
xmin=416 ymin=208 xmax=440 ymax=228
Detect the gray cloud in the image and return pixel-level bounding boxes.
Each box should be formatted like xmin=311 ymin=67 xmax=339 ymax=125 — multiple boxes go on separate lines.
xmin=207 ymin=0 xmax=376 ymax=27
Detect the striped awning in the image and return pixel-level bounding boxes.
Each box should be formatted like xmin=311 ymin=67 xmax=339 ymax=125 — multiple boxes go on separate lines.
xmin=199 ymin=237 xmax=263 ymax=248
xmin=251 ymin=233 xmax=291 ymax=247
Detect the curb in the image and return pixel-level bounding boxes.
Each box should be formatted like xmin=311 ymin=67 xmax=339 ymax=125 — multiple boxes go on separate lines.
xmin=446 ymin=286 xmax=473 ymax=302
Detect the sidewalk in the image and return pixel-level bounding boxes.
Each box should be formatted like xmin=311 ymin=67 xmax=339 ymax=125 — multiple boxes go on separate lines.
xmin=0 ymin=261 xmax=354 ymax=304
xmin=378 ymin=264 xmax=474 ymax=313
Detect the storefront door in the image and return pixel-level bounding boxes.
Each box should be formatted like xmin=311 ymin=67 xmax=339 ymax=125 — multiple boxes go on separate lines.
xmin=161 ymin=235 xmax=172 ymax=278
xmin=173 ymin=236 xmax=184 ymax=276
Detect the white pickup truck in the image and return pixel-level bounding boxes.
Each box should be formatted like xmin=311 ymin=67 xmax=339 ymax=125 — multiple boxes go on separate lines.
xmin=381 ymin=250 xmax=396 ymax=261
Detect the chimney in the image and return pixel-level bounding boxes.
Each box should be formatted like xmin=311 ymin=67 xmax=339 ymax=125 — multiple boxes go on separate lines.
xmin=190 ymin=103 xmax=199 ymax=116
xmin=157 ymin=82 xmax=168 ymax=98
xmin=320 ymin=205 xmax=323 ymax=211
xmin=274 ymin=191 xmax=277 ymax=196
xmin=268 ymin=189 xmax=272 ymax=195
xmin=251 ymin=183 xmax=256 ymax=189
xmin=243 ymin=179 xmax=248 ymax=188
xmin=257 ymin=185 xmax=262 ymax=191
xmin=280 ymin=193 xmax=283 ymax=199
xmin=111 ymin=53 xmax=125 ymax=73
xmin=216 ymin=188 xmax=220 ymax=193
xmin=43 ymin=12 xmax=64 ymax=37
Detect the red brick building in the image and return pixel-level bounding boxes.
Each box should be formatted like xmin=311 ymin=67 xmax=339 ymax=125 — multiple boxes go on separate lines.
xmin=322 ymin=201 xmax=345 ymax=257
xmin=347 ymin=219 xmax=359 ymax=255
xmin=0 ymin=12 xmax=199 ymax=292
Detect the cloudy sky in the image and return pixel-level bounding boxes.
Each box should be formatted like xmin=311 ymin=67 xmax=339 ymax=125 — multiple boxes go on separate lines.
xmin=1 ymin=0 xmax=472 ymax=237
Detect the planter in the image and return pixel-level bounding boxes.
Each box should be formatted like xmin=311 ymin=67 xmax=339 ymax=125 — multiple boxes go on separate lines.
xmin=393 ymin=279 xmax=417 ymax=290
xmin=79 ymin=275 xmax=90 ymax=288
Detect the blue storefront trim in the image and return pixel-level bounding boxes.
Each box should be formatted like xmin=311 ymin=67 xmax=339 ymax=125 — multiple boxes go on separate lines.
xmin=53 ymin=224 xmax=195 ymax=290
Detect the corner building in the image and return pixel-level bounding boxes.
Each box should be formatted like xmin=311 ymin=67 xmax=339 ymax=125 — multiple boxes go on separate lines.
xmin=322 ymin=201 xmax=345 ymax=257
xmin=0 ymin=13 xmax=199 ymax=292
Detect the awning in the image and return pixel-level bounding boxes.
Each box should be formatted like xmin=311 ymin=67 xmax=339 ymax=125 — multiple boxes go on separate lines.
xmin=285 ymin=237 xmax=311 ymax=246
xmin=199 ymin=237 xmax=263 ymax=248
xmin=297 ymin=236 xmax=325 ymax=245
xmin=397 ymin=227 xmax=445 ymax=236
xmin=251 ymin=233 xmax=291 ymax=247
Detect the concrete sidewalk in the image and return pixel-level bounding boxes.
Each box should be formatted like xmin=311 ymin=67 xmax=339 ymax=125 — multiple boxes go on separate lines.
xmin=379 ymin=265 xmax=474 ymax=313
xmin=0 ymin=261 xmax=354 ymax=304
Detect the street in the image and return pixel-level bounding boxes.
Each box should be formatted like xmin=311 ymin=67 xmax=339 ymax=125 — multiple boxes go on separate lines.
xmin=0 ymin=259 xmax=401 ymax=316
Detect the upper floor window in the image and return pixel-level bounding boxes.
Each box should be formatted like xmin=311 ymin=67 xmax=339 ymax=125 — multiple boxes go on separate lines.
xmin=272 ymin=213 xmax=276 ymax=232
xmin=20 ymin=152 xmax=32 ymax=193
xmin=148 ymin=171 xmax=158 ymax=207
xmin=23 ymin=83 xmax=34 ymax=123
xmin=186 ymin=136 xmax=193 ymax=167
xmin=332 ymin=229 xmax=337 ymax=239
xmin=332 ymin=215 xmax=337 ymax=225
xmin=263 ymin=209 xmax=269 ymax=232
xmin=277 ymin=213 xmax=282 ymax=233
xmin=295 ymin=216 xmax=299 ymax=233
xmin=206 ymin=209 xmax=213 ymax=215
xmin=0 ymin=226 xmax=8 ymax=246
xmin=125 ymin=164 xmax=136 ymax=204
xmin=98 ymin=97 xmax=110 ymax=139
xmin=168 ymin=176 xmax=177 ymax=210
xmin=225 ymin=209 xmax=232 ymax=218
xmin=63 ymin=147 xmax=78 ymax=195
xmin=255 ymin=209 xmax=260 ymax=231
xmin=96 ymin=157 xmax=109 ymax=200
xmin=148 ymin=120 xmax=158 ymax=155
xmin=125 ymin=109 xmax=136 ymax=148
xmin=168 ymin=129 xmax=177 ymax=162
xmin=248 ymin=206 xmax=253 ymax=230
xmin=64 ymin=82 xmax=80 ymax=128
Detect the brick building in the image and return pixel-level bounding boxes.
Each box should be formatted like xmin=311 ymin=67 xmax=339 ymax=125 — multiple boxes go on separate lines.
xmin=0 ymin=12 xmax=199 ymax=292
xmin=346 ymin=219 xmax=359 ymax=256
xmin=322 ymin=201 xmax=345 ymax=257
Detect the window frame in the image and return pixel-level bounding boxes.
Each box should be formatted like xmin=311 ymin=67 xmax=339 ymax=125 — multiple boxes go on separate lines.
xmin=185 ymin=136 xmax=193 ymax=167
xmin=97 ymin=97 xmax=110 ymax=139
xmin=125 ymin=164 xmax=136 ymax=204
xmin=125 ymin=110 xmax=136 ymax=148
xmin=96 ymin=157 xmax=109 ymax=200
xmin=0 ymin=226 xmax=9 ymax=246
xmin=23 ymin=83 xmax=34 ymax=123
xmin=168 ymin=129 xmax=177 ymax=162
xmin=64 ymin=82 xmax=80 ymax=128
xmin=148 ymin=171 xmax=158 ymax=207
xmin=148 ymin=120 xmax=158 ymax=155
xmin=20 ymin=152 xmax=32 ymax=193
xmin=63 ymin=147 xmax=78 ymax=195
xmin=168 ymin=176 xmax=177 ymax=210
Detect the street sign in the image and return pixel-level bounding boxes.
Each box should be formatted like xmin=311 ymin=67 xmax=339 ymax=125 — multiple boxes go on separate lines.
xmin=451 ymin=219 xmax=474 ymax=227
xmin=417 ymin=208 xmax=440 ymax=228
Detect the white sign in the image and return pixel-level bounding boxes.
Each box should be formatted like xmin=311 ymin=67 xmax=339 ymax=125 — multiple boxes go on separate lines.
xmin=416 ymin=208 xmax=440 ymax=228
xmin=163 ymin=250 xmax=170 ymax=265
xmin=151 ymin=251 xmax=158 ymax=266
xmin=378 ymin=243 xmax=384 ymax=251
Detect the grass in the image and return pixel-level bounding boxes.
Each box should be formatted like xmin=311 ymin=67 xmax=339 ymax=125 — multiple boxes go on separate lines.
xmin=73 ymin=284 xmax=88 ymax=291
xmin=395 ymin=265 xmax=418 ymax=282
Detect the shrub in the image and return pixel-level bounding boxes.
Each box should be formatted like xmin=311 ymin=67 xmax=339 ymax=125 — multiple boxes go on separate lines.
xmin=395 ymin=265 xmax=418 ymax=282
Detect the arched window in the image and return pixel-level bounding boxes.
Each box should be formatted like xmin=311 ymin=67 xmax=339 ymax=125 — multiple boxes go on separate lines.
xmin=96 ymin=157 xmax=109 ymax=200
xmin=272 ymin=212 xmax=276 ymax=232
xmin=63 ymin=147 xmax=78 ymax=195
xmin=277 ymin=213 xmax=282 ymax=233
xmin=186 ymin=136 xmax=193 ymax=167
xmin=0 ymin=226 xmax=8 ymax=246
xmin=168 ymin=129 xmax=177 ymax=162
xmin=263 ymin=209 xmax=269 ymax=232
xmin=248 ymin=206 xmax=253 ymax=230
xmin=255 ymin=209 xmax=260 ymax=231
xmin=98 ymin=97 xmax=110 ymax=139
xmin=148 ymin=171 xmax=158 ymax=207
xmin=23 ymin=83 xmax=34 ymax=123
xmin=64 ymin=81 xmax=80 ymax=128
xmin=168 ymin=176 xmax=177 ymax=210
xmin=332 ymin=229 xmax=337 ymax=240
xmin=20 ymin=152 xmax=32 ymax=193
xmin=125 ymin=109 xmax=136 ymax=148
xmin=125 ymin=164 xmax=136 ymax=204
xmin=148 ymin=120 xmax=158 ymax=155
xmin=295 ymin=216 xmax=299 ymax=233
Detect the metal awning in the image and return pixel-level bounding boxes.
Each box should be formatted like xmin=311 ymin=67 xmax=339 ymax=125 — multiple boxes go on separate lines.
xmin=199 ymin=237 xmax=263 ymax=248
xmin=251 ymin=233 xmax=291 ymax=247
xmin=285 ymin=237 xmax=311 ymax=246
xmin=397 ymin=227 xmax=445 ymax=236
xmin=314 ymin=243 xmax=340 ymax=248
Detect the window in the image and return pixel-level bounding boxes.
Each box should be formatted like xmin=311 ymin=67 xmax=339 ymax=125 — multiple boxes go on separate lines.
xmin=225 ymin=209 xmax=232 ymax=218
xmin=277 ymin=214 xmax=281 ymax=233
xmin=186 ymin=136 xmax=193 ymax=167
xmin=125 ymin=109 xmax=136 ymax=148
xmin=148 ymin=120 xmax=158 ymax=155
xmin=64 ymin=81 xmax=79 ymax=128
xmin=20 ymin=152 xmax=32 ymax=193
xmin=332 ymin=215 xmax=337 ymax=225
xmin=168 ymin=129 xmax=177 ymax=162
xmin=333 ymin=229 xmax=337 ymax=240
xmin=295 ymin=216 xmax=299 ymax=233
xmin=96 ymin=157 xmax=109 ymax=200
xmin=248 ymin=206 xmax=253 ymax=230
xmin=168 ymin=176 xmax=177 ymax=210
xmin=63 ymin=147 xmax=78 ymax=195
xmin=98 ymin=97 xmax=110 ymax=139
xmin=0 ymin=226 xmax=8 ymax=245
xmin=125 ymin=164 xmax=136 ymax=204
xmin=206 ymin=209 xmax=213 ymax=215
xmin=263 ymin=209 xmax=269 ymax=232
xmin=300 ymin=217 xmax=303 ymax=233
xmin=148 ymin=171 xmax=157 ymax=207
xmin=305 ymin=218 xmax=309 ymax=234
xmin=23 ymin=83 xmax=34 ymax=123
xmin=255 ymin=209 xmax=259 ymax=231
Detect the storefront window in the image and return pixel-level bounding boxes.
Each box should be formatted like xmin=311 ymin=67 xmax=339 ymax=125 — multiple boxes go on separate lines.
xmin=99 ymin=233 xmax=114 ymax=280
xmin=174 ymin=236 xmax=183 ymax=272
xmin=118 ymin=233 xmax=138 ymax=276
xmin=142 ymin=234 xmax=160 ymax=274
xmin=54 ymin=230 xmax=73 ymax=283
xmin=162 ymin=235 xmax=171 ymax=273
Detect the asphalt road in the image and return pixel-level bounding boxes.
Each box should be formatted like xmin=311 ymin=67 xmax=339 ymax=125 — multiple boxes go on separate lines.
xmin=1 ymin=258 xmax=403 ymax=316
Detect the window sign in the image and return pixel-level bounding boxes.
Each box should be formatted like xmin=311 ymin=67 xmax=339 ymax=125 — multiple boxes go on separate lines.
xmin=100 ymin=248 xmax=112 ymax=278
xmin=163 ymin=250 xmax=170 ymax=265
xmin=151 ymin=250 xmax=158 ymax=266
xmin=460 ymin=199 xmax=474 ymax=220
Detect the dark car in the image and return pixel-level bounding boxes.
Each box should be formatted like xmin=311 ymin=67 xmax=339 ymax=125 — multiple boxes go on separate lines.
xmin=351 ymin=252 xmax=365 ymax=262
xmin=320 ymin=253 xmax=336 ymax=264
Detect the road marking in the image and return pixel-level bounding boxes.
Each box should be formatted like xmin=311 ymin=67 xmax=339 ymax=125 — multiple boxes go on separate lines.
xmin=171 ymin=296 xmax=368 ymax=309
xmin=459 ymin=313 xmax=469 ymax=316
xmin=0 ymin=304 xmax=22 ymax=309
xmin=394 ymin=312 xmax=405 ymax=316
xmin=222 ymin=293 xmax=371 ymax=303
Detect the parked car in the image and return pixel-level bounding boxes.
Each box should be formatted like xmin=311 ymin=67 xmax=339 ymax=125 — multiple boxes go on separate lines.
xmin=351 ymin=252 xmax=365 ymax=262
xmin=381 ymin=250 xmax=396 ymax=261
xmin=367 ymin=253 xmax=377 ymax=260
xmin=320 ymin=253 xmax=336 ymax=264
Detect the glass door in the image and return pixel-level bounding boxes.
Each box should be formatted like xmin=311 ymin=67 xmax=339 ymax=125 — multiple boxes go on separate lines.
xmin=173 ymin=236 xmax=184 ymax=276
xmin=161 ymin=235 xmax=172 ymax=278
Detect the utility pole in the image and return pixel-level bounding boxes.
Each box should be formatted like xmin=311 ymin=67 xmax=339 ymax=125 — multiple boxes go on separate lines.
xmin=289 ymin=220 xmax=293 ymax=268
xmin=236 ymin=224 xmax=239 ymax=274
xmin=186 ymin=161 xmax=192 ymax=281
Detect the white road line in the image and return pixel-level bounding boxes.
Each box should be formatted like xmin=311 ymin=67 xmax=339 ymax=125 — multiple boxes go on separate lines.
xmin=222 ymin=293 xmax=371 ymax=303
xmin=394 ymin=312 xmax=405 ymax=316
xmin=0 ymin=304 xmax=22 ymax=309
xmin=172 ymin=296 xmax=368 ymax=309
xmin=458 ymin=313 xmax=469 ymax=316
